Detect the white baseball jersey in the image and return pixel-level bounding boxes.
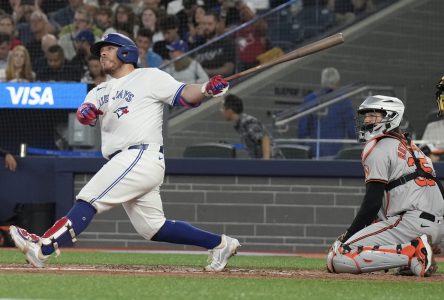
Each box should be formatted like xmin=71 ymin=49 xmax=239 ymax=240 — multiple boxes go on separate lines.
xmin=84 ymin=68 xmax=185 ymax=158
xmin=363 ymin=134 xmax=444 ymax=217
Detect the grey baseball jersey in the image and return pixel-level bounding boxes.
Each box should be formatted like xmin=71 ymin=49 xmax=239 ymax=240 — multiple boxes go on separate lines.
xmin=344 ymin=134 xmax=444 ymax=248
xmin=363 ymin=136 xmax=444 ymax=218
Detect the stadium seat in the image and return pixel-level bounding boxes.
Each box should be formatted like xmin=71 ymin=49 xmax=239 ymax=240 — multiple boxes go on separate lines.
xmin=277 ymin=144 xmax=311 ymax=159
xmin=183 ymin=143 xmax=236 ymax=158
xmin=334 ymin=145 xmax=364 ymax=160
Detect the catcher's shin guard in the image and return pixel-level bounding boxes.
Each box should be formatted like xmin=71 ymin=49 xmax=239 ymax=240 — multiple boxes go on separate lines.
xmin=327 ymin=242 xmax=415 ymax=274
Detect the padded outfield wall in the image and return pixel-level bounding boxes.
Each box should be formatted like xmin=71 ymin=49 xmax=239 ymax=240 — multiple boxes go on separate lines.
xmin=1 ymin=157 xmax=443 ymax=253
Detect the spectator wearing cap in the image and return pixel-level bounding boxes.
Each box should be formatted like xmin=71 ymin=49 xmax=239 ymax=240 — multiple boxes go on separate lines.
xmin=420 ymin=144 xmax=444 ymax=163
xmin=69 ymin=29 xmax=95 ymax=77
xmin=163 ymin=39 xmax=209 ymax=84
xmin=135 ymin=28 xmax=162 ymax=68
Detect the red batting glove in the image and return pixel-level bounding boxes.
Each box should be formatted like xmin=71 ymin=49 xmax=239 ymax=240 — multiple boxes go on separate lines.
xmin=202 ymin=75 xmax=229 ymax=97
xmin=76 ymin=103 xmax=103 ymax=125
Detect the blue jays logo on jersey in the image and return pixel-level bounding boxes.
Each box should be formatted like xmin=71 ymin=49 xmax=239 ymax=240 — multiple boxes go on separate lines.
xmin=114 ymin=106 xmax=129 ymax=118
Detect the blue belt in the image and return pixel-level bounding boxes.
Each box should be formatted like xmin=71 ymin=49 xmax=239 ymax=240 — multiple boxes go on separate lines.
xmin=108 ymin=144 xmax=164 ymax=160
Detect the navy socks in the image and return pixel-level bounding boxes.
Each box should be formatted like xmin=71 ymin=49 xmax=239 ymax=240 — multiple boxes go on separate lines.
xmin=151 ymin=220 xmax=221 ymax=249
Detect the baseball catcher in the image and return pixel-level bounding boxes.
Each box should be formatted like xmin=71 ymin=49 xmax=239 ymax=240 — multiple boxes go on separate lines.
xmin=327 ymin=95 xmax=444 ymax=277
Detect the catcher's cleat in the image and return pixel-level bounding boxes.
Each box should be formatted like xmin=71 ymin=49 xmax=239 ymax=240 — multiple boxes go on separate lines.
xmin=9 ymin=225 xmax=48 ymax=268
xmin=409 ymin=234 xmax=433 ymax=277
xmin=205 ymin=234 xmax=240 ymax=272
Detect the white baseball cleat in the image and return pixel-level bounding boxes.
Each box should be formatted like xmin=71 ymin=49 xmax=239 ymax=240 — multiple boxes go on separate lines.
xmin=9 ymin=225 xmax=49 ymax=268
xmin=205 ymin=234 xmax=240 ymax=272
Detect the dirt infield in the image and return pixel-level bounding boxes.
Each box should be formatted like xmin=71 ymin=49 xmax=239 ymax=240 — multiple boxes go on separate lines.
xmin=1 ymin=263 xmax=443 ymax=282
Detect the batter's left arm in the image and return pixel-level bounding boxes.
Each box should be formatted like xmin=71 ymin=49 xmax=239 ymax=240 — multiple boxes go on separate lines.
xmin=180 ymin=75 xmax=229 ymax=105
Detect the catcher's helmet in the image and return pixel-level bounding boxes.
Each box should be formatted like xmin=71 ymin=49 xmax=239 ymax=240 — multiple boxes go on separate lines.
xmin=91 ymin=33 xmax=138 ymax=66
xmin=356 ymin=95 xmax=405 ymax=142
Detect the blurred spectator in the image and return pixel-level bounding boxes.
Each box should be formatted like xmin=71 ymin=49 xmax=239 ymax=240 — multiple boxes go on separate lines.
xmin=420 ymin=144 xmax=444 ymax=163
xmin=133 ymin=0 xmax=164 ymax=15
xmin=332 ymin=0 xmax=374 ymax=25
xmin=58 ymin=6 xmax=102 ymax=60
xmin=0 ymin=32 xmax=11 ymax=81
xmin=422 ymin=119 xmax=444 ymax=148
xmin=138 ymin=7 xmax=164 ymax=43
xmin=298 ymin=67 xmax=355 ymax=157
xmin=70 ymin=29 xmax=95 ymax=76
xmin=5 ymin=45 xmax=35 ymax=82
xmin=25 ymin=11 xmax=51 ymax=63
xmin=0 ymin=148 xmax=17 ymax=172
xmin=96 ymin=0 xmax=119 ymax=11
xmin=81 ymin=56 xmax=106 ymax=86
xmin=94 ymin=6 xmax=117 ymax=36
xmin=40 ymin=0 xmax=69 ymax=14
xmin=36 ymin=44 xmax=81 ymax=81
xmin=32 ymin=33 xmax=58 ymax=71
xmin=219 ymin=0 xmax=241 ymax=28
xmin=10 ymin=0 xmax=37 ymax=25
xmin=154 ymin=14 xmax=181 ymax=60
xmin=221 ymin=94 xmax=282 ymax=159
xmin=135 ymin=28 xmax=162 ymax=68
xmin=185 ymin=3 xmax=206 ymax=49
xmin=51 ymin=0 xmax=86 ymax=29
xmin=163 ymin=39 xmax=208 ymax=83
xmin=15 ymin=2 xmax=52 ymax=45
xmin=175 ymin=0 xmax=197 ymax=40
xmin=295 ymin=0 xmax=334 ymax=39
xmin=194 ymin=12 xmax=235 ymax=77
xmin=235 ymin=1 xmax=267 ymax=71
xmin=0 ymin=14 xmax=22 ymax=49
xmin=113 ymin=3 xmax=136 ymax=38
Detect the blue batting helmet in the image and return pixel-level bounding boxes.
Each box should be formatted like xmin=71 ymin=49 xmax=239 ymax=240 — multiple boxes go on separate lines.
xmin=91 ymin=33 xmax=138 ymax=66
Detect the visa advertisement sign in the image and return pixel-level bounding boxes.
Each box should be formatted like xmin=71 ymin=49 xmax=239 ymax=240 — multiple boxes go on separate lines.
xmin=0 ymin=83 xmax=87 ymax=109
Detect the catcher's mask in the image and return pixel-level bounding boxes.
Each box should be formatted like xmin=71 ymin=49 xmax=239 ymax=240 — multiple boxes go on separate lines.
xmin=436 ymin=76 xmax=444 ymax=118
xmin=356 ymin=95 xmax=405 ymax=142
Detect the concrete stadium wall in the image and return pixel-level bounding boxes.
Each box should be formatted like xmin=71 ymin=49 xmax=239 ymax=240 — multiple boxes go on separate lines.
xmin=76 ymin=174 xmax=365 ymax=253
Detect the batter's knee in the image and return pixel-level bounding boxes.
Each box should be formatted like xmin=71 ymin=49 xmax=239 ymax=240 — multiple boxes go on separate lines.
xmin=132 ymin=217 xmax=166 ymax=240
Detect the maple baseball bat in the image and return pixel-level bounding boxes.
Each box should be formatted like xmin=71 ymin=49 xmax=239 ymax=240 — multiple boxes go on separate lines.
xmin=224 ymin=33 xmax=345 ymax=82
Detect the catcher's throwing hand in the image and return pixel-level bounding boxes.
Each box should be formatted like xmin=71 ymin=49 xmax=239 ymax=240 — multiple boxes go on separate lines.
xmin=76 ymin=103 xmax=103 ymax=125
xmin=4 ymin=153 xmax=17 ymax=172
xmin=202 ymin=75 xmax=229 ymax=97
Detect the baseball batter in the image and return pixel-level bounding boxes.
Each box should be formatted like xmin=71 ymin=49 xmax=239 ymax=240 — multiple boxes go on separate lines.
xmin=327 ymin=95 xmax=444 ymax=277
xmin=9 ymin=33 xmax=240 ymax=271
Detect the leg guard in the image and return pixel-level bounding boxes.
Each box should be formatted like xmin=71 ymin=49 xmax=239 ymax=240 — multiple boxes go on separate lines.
xmin=40 ymin=217 xmax=77 ymax=255
xmin=40 ymin=200 xmax=96 ymax=256
xmin=327 ymin=242 xmax=415 ymax=274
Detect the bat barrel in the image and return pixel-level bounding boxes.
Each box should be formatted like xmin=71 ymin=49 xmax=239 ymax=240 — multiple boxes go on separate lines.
xmin=224 ymin=33 xmax=344 ymax=82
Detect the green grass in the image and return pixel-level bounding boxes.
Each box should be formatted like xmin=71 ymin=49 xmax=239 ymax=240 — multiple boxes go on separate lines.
xmin=0 ymin=249 xmax=443 ymax=300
